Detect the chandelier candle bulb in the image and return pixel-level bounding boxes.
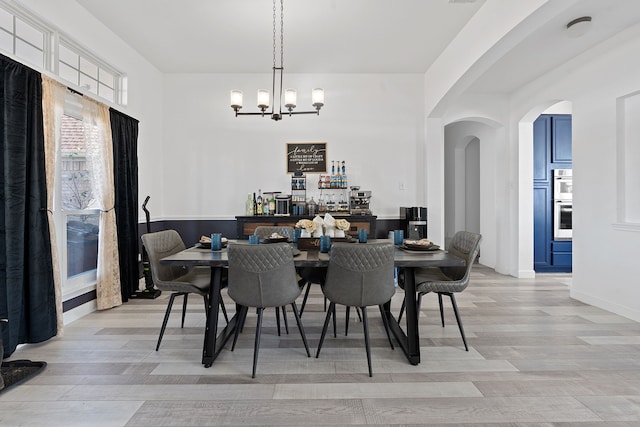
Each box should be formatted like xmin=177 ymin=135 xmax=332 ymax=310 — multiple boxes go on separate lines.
xmin=230 ymin=90 xmax=243 ymax=110
xmin=284 ymin=89 xmax=297 ymax=110
xmin=312 ymin=88 xmax=325 ymax=108
xmin=257 ymin=90 xmax=270 ymax=110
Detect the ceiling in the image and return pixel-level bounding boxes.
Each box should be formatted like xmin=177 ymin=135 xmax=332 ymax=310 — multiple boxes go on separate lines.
xmin=75 ymin=0 xmax=485 ymax=74
xmin=75 ymin=0 xmax=640 ymax=94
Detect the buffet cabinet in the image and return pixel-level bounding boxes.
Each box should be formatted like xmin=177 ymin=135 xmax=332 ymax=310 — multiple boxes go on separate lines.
xmin=235 ymin=215 xmax=377 ymax=240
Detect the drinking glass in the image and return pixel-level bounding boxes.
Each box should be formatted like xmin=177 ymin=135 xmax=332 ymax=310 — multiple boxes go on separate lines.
xmin=293 ymin=228 xmax=301 ymax=243
xmin=320 ymin=235 xmax=331 ymax=253
xmin=211 ymin=233 xmax=222 ymax=251
xmin=393 ymin=229 xmax=404 ymax=245
xmin=248 ymin=235 xmax=259 ymax=245
xmin=358 ymin=229 xmax=368 ymax=243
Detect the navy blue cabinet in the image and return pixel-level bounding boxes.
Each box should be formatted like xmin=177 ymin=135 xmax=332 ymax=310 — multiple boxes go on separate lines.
xmin=533 ymin=114 xmax=572 ymax=272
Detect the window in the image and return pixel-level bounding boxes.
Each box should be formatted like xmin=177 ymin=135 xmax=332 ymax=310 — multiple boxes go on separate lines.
xmin=58 ymin=39 xmax=120 ymax=104
xmin=0 ymin=1 xmax=126 ymax=106
xmin=0 ymin=5 xmax=46 ymax=68
xmin=57 ymin=109 xmax=100 ymax=292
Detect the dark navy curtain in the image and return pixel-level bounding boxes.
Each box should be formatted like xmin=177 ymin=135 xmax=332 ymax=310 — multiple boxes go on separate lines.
xmin=0 ymin=55 xmax=57 ymax=358
xmin=110 ymin=108 xmax=139 ymax=301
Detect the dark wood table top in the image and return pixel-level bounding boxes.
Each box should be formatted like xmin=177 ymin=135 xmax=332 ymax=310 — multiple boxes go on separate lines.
xmin=160 ymin=239 xmax=465 ymax=269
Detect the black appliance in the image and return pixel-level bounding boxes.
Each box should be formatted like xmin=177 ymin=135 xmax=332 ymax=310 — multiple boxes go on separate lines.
xmin=400 ymin=207 xmax=427 ymax=240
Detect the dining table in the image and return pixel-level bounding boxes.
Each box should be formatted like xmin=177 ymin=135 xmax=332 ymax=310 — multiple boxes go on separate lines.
xmin=160 ymin=238 xmax=465 ymax=368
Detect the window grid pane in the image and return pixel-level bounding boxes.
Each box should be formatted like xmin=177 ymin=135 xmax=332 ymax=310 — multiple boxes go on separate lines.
xmin=79 ymin=56 xmax=98 ymax=79
xmin=59 ymin=43 xmax=78 ymax=68
xmin=15 ymin=38 xmax=43 ymax=68
xmin=99 ymin=68 xmax=114 ymax=88
xmin=15 ymin=17 xmax=43 ymax=49
xmin=79 ymin=72 xmax=98 ymax=94
xmin=0 ymin=8 xmax=13 ymax=32
xmin=98 ymin=83 xmax=114 ymax=103
xmin=0 ymin=28 xmax=12 ymax=54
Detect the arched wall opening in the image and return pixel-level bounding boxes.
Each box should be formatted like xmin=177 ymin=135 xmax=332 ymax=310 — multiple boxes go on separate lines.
xmin=443 ymin=118 xmax=502 ymax=270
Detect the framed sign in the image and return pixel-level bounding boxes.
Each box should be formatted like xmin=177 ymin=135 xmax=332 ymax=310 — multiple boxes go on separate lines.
xmin=287 ymin=142 xmax=327 ymax=173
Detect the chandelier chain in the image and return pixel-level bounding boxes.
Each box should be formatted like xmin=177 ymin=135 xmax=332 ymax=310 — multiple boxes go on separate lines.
xmin=272 ymin=0 xmax=277 ymax=68
xmin=280 ymin=0 xmax=284 ymax=68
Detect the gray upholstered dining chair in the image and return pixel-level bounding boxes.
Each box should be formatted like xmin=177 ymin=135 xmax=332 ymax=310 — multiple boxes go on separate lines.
xmin=315 ymin=242 xmax=396 ymax=377
xmin=252 ymin=226 xmax=295 ymax=335
xmin=227 ymin=242 xmax=311 ymax=378
xmin=398 ymin=230 xmax=481 ymax=351
xmin=141 ymin=230 xmax=228 ymax=351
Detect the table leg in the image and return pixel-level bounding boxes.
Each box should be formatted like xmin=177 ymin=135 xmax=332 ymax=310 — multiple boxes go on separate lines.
xmin=383 ymin=266 xmax=420 ymax=365
xmin=202 ymin=266 xmax=238 ymax=367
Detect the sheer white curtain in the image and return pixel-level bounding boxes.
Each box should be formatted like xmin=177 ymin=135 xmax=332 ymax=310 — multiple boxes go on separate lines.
xmin=82 ymin=96 xmax=122 ymax=310
xmin=41 ymin=75 xmax=66 ymax=333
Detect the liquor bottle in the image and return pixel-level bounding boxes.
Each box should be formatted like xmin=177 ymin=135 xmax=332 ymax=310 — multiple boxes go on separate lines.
xmin=268 ymin=193 xmax=276 ymax=215
xmin=263 ymin=193 xmax=269 ymax=215
xmin=330 ymin=160 xmax=336 ymax=189
xmin=341 ymin=161 xmax=347 ymax=189
xmin=246 ymin=193 xmax=254 ymax=216
xmin=253 ymin=192 xmax=257 ymax=215
xmin=336 ymin=162 xmax=342 ymax=189
xmin=256 ymin=189 xmax=263 ymax=216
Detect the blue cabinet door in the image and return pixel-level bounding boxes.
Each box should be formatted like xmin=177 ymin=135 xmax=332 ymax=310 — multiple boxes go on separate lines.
xmin=552 ymin=115 xmax=572 ymax=165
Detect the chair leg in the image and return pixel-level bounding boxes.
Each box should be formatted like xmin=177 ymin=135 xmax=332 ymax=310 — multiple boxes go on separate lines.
xmin=398 ymin=299 xmax=405 ymax=323
xmin=447 ymin=293 xmax=468 ymax=351
xmin=378 ymin=304 xmax=395 ymax=350
xmin=332 ymin=302 xmax=337 ymax=338
xmin=282 ymin=305 xmax=289 ymax=334
xmin=252 ymin=307 xmax=264 ymax=378
xmin=438 ymin=293 xmax=445 ymax=327
xmin=316 ymin=302 xmax=335 ymax=358
xmin=231 ymin=305 xmax=248 ymax=351
xmin=345 ymin=306 xmax=350 ymax=336
xmin=181 ymin=293 xmax=189 ymax=328
xmin=290 ymin=302 xmax=310 ymax=357
xmin=299 ymin=282 xmax=312 ymax=316
xmin=361 ymin=306 xmax=373 ymax=377
xmin=156 ymin=292 xmax=185 ymax=351
xmin=275 ymin=306 xmax=281 ymax=336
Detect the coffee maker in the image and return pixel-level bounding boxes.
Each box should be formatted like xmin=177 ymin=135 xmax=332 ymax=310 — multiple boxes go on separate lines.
xmin=349 ymin=187 xmax=372 ymax=215
xmin=400 ymin=207 xmax=427 ymax=239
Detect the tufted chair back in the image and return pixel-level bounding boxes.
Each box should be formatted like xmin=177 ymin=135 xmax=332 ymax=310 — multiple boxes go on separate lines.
xmin=227 ymin=243 xmax=300 ymax=308
xmin=142 ymin=230 xmax=197 ymax=292
xmin=420 ymin=231 xmax=482 ymax=294
xmin=323 ymin=242 xmax=395 ymax=307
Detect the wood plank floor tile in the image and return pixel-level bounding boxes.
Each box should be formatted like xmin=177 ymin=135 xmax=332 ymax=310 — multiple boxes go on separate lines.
xmin=2 ymin=265 xmax=640 ymax=426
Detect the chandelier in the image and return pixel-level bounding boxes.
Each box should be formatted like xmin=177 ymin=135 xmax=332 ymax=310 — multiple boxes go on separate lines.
xmin=230 ymin=0 xmax=324 ymax=121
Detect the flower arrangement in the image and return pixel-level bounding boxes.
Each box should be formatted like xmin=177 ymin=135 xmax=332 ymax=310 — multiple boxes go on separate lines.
xmin=334 ymin=219 xmax=351 ymax=231
xmin=295 ymin=219 xmax=316 ymax=232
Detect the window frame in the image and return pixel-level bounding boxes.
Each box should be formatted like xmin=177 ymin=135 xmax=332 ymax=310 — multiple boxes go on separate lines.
xmin=0 ymin=0 xmax=126 ymax=106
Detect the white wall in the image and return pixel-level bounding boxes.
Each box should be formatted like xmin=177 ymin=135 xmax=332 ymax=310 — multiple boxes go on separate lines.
xmin=161 ymin=73 xmax=424 ymax=220
xmin=508 ymin=25 xmax=640 ymax=320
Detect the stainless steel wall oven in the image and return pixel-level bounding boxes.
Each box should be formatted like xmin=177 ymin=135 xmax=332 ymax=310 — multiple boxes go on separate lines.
xmin=553 ymin=169 xmax=572 ymax=239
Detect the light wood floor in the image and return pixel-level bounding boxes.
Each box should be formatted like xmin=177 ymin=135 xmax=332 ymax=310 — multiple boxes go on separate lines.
xmin=2 ymin=266 xmax=640 ymax=426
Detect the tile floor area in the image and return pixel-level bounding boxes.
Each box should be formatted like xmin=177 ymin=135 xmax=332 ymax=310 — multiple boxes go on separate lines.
xmin=2 ymin=266 xmax=640 ymax=426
